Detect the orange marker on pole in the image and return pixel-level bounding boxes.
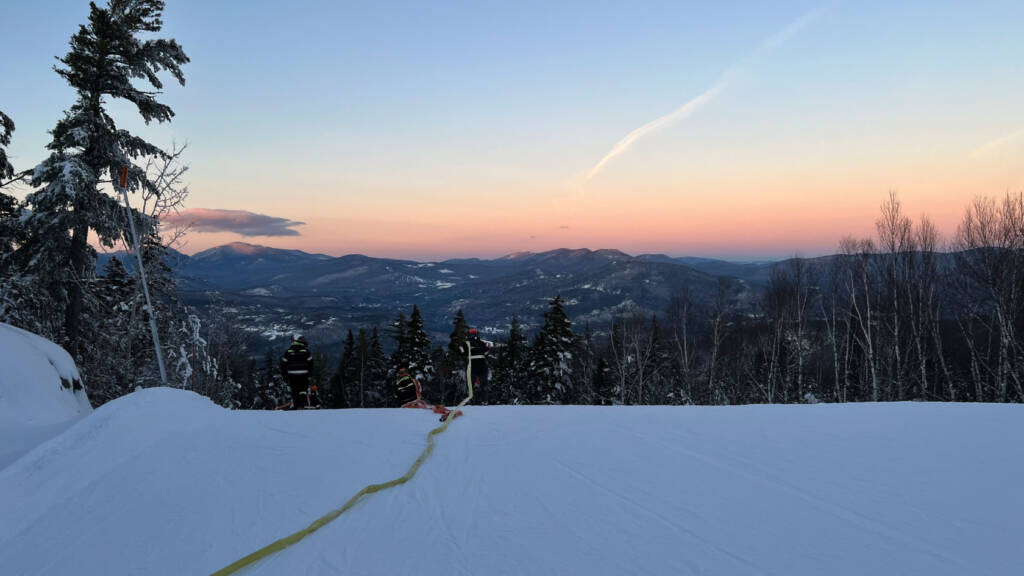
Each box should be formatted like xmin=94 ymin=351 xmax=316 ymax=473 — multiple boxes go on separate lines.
xmin=119 ymin=166 xmax=128 ymax=189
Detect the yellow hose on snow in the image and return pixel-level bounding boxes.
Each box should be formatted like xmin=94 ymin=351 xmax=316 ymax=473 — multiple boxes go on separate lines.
xmin=209 ymin=369 xmax=474 ymax=576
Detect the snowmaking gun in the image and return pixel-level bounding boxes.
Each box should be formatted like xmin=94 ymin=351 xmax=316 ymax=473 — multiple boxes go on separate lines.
xmin=404 ymin=337 xmax=482 ymax=420
xmin=400 ymin=371 xmax=460 ymax=421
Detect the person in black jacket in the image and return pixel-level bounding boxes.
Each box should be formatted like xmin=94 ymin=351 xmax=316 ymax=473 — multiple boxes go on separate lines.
xmin=459 ymin=329 xmax=490 ymax=403
xmin=396 ymin=368 xmax=419 ymax=406
xmin=280 ymin=334 xmax=314 ymax=409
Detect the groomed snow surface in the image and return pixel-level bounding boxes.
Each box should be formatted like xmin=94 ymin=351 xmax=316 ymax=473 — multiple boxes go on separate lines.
xmin=1 ymin=389 xmax=1022 ymax=575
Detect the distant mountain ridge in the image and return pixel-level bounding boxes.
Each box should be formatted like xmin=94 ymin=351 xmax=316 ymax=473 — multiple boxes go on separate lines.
xmin=192 ymin=241 xmax=333 ymax=262
xmin=96 ymin=242 xmax=784 ymax=352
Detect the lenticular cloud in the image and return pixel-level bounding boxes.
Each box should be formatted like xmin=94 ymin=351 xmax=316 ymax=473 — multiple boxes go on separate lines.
xmin=164 ymin=208 xmax=305 ymax=237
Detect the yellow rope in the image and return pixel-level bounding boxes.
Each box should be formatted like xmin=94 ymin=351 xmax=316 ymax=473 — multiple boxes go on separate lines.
xmin=209 ymin=372 xmax=474 ymax=576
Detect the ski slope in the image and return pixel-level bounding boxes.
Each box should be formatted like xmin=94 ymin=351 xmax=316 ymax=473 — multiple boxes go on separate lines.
xmin=1 ymin=388 xmax=1022 ymax=575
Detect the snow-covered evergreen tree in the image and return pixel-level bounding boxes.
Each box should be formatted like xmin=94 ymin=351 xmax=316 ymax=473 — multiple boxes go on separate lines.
xmin=87 ymin=256 xmax=136 ymax=403
xmin=354 ymin=328 xmax=374 ymax=407
xmin=0 ymin=186 xmax=22 ymax=279
xmin=0 ymin=109 xmax=15 ymax=185
xmin=439 ymin=309 xmax=470 ymax=404
xmin=647 ymin=315 xmax=673 ymax=404
xmin=492 ymin=316 xmax=528 ymax=404
xmin=387 ymin=306 xmax=434 ymax=400
xmin=1 ymin=106 xmax=62 ymax=338
xmin=247 ymin=350 xmax=289 ymax=410
xmin=365 ymin=327 xmax=388 ymax=407
xmin=85 ymin=228 xmax=215 ymax=406
xmin=24 ymin=0 xmax=188 ymax=353
xmin=427 ymin=345 xmax=451 ymax=404
xmin=448 ymin=309 xmax=469 ymax=360
xmin=528 ymin=296 xmax=575 ymax=403
xmin=0 ymin=109 xmax=21 ymax=270
xmin=329 ymin=329 xmax=356 ymax=408
xmin=406 ymin=305 xmax=434 ymax=382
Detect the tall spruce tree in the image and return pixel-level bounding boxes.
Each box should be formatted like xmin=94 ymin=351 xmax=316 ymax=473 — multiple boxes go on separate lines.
xmin=25 ymin=0 xmax=188 ymax=352
xmin=388 ymin=311 xmax=409 ymax=378
xmin=528 ymin=296 xmax=575 ymax=403
xmin=88 ymin=256 xmax=136 ymax=402
xmin=493 ymin=316 xmax=528 ymax=404
xmin=574 ymin=322 xmax=598 ymax=405
xmin=0 ymin=110 xmax=15 ymax=185
xmin=406 ymin=305 xmax=433 ymax=382
xmin=330 ymin=329 xmax=356 ymax=408
xmin=443 ymin=309 xmax=469 ymax=404
xmin=426 ymin=345 xmax=449 ymax=405
xmin=0 ymin=110 xmax=27 ymax=321
xmin=647 ymin=315 xmax=672 ymax=404
xmin=0 ymin=183 xmax=20 ymax=267
xmin=354 ymin=328 xmax=372 ymax=406
xmin=366 ymin=327 xmax=388 ymax=406
xmin=448 ymin=309 xmax=469 ymax=359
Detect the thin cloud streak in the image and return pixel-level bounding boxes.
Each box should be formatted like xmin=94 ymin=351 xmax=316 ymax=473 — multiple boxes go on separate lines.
xmin=970 ymin=128 xmax=1024 ymax=158
xmin=585 ymin=4 xmax=830 ymax=182
xmin=586 ymin=82 xmax=726 ymax=181
xmin=166 ymin=208 xmax=306 ymax=236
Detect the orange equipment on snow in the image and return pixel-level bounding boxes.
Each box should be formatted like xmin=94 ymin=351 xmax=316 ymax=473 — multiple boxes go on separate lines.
xmin=398 ymin=369 xmax=460 ymax=421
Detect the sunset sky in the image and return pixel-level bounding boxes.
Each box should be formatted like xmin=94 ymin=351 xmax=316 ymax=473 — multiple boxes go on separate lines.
xmin=2 ymin=0 xmax=1023 ymax=260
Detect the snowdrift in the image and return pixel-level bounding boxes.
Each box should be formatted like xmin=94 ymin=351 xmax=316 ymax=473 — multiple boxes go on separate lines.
xmin=1 ymin=390 xmax=1022 ymax=575
xmin=0 ymin=322 xmax=91 ymax=469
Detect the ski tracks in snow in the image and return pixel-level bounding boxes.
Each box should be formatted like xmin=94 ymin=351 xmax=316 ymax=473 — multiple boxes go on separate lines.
xmin=610 ymin=418 xmax=968 ymax=572
xmin=552 ymin=458 xmax=754 ymax=575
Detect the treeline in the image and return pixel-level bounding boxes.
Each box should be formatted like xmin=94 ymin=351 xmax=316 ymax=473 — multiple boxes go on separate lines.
xmin=233 ymin=299 xmax=578 ymax=410
xmin=287 ymin=192 xmax=1024 ymax=408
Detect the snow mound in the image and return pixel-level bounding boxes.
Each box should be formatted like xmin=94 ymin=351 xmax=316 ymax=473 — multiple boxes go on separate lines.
xmin=0 ymin=388 xmax=222 ymax=517
xmin=0 ymin=322 xmax=89 ymax=425
xmin=1 ymin=398 xmax=1022 ymax=575
xmin=0 ymin=323 xmax=92 ymax=469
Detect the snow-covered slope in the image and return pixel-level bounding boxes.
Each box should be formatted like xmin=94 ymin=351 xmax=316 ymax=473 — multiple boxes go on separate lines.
xmin=0 ymin=323 xmax=91 ymax=469
xmin=1 ymin=390 xmax=1021 ymax=575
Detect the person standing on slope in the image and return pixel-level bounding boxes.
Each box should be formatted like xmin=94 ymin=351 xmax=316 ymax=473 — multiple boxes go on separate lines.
xmin=280 ymin=334 xmax=314 ymax=409
xmin=395 ymin=368 xmax=419 ymax=406
xmin=459 ymin=328 xmax=490 ymax=404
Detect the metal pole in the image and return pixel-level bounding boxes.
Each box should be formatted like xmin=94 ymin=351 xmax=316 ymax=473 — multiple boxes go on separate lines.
xmin=119 ymin=167 xmax=169 ymax=387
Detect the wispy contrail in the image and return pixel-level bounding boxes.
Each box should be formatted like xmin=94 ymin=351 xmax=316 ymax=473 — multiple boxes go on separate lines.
xmin=586 ymin=81 xmax=727 ymax=181
xmin=585 ymin=4 xmax=830 ymax=182
xmin=970 ymin=128 xmax=1024 ymax=159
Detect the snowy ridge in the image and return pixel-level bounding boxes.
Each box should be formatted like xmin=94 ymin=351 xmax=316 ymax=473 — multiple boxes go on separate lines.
xmin=1 ymin=391 xmax=1022 ymax=575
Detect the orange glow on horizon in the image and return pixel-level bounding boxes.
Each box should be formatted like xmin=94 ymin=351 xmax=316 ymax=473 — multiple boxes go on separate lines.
xmin=162 ymin=140 xmax=1023 ymax=261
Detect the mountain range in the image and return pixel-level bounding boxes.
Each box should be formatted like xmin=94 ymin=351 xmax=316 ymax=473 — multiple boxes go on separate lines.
xmin=99 ymin=242 xmax=787 ymax=352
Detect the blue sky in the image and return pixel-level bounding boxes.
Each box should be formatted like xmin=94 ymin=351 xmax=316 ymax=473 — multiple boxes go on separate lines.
xmin=2 ymin=0 xmax=1023 ymax=259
